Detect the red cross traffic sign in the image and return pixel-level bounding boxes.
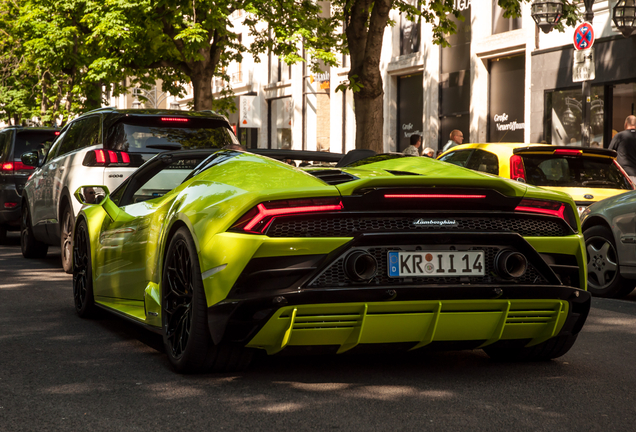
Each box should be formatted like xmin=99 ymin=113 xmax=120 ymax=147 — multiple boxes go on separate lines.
xmin=573 ymin=22 xmax=594 ymax=50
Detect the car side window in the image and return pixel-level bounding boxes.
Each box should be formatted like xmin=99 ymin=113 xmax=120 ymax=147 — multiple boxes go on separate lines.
xmin=57 ymin=116 xmax=101 ymax=157
xmin=438 ymin=149 xmax=473 ymax=167
xmin=45 ymin=130 xmax=66 ymax=163
xmin=0 ymin=132 xmax=8 ymax=161
xmin=466 ymin=150 xmax=499 ymax=175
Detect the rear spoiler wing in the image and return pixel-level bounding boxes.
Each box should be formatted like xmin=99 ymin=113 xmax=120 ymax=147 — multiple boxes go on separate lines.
xmin=249 ymin=149 xmax=378 ymax=167
xmin=512 ymin=146 xmax=617 ymax=157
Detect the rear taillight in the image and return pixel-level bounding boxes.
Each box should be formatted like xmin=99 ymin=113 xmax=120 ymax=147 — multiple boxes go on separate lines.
xmin=4 ymin=202 xmax=17 ymax=209
xmin=232 ymin=197 xmax=343 ymax=234
xmin=0 ymin=161 xmax=33 ymax=172
xmin=161 ymin=117 xmax=189 ymax=123
xmin=509 ymin=155 xmax=526 ymax=182
xmin=83 ymin=150 xmax=131 ymax=167
xmin=515 ymin=198 xmax=577 ymax=232
xmin=613 ymin=160 xmax=635 ymax=190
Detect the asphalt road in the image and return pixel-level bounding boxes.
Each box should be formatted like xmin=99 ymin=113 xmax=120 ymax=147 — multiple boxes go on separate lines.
xmin=2 ymin=233 xmax=636 ymax=432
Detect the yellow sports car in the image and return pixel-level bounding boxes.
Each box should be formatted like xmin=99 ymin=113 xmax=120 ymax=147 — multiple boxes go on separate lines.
xmin=438 ymin=143 xmax=634 ymax=215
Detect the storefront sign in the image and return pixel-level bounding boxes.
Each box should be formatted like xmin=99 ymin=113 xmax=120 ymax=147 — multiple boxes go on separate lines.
xmin=573 ymin=49 xmax=595 ymax=83
xmin=493 ymin=113 xmax=525 ymax=132
xmin=239 ymin=95 xmax=261 ymax=128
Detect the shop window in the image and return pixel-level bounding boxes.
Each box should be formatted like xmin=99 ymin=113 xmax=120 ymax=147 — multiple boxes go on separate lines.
xmin=612 ymin=83 xmax=636 ymax=136
xmin=544 ymin=86 xmax=604 ymax=146
xmin=400 ymin=0 xmax=421 ymax=55
xmin=269 ymin=97 xmax=293 ymax=149
xmin=492 ymin=0 xmax=522 ymax=35
xmin=397 ymin=74 xmax=423 ymax=152
xmin=489 ymin=55 xmax=525 ymax=143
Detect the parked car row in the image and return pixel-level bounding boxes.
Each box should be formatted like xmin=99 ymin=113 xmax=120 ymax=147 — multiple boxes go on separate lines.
xmin=7 ymin=108 xmax=636 ymax=373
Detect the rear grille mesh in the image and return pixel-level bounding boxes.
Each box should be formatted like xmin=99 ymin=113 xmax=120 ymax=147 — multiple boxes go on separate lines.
xmin=308 ymin=247 xmax=547 ymax=288
xmin=267 ymin=215 xmax=569 ymax=238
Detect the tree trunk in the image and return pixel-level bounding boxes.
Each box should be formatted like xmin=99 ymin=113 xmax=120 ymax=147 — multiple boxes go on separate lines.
xmin=353 ymin=92 xmax=384 ymax=153
xmin=190 ymin=70 xmax=214 ymax=111
xmin=346 ymin=0 xmax=393 ymax=153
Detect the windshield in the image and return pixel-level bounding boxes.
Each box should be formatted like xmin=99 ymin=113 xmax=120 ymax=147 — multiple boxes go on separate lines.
xmin=107 ymin=118 xmax=239 ymax=153
xmin=14 ymin=131 xmax=58 ymax=160
xmin=520 ymin=154 xmax=632 ymax=190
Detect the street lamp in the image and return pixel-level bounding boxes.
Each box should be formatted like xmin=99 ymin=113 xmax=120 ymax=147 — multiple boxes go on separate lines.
xmin=531 ymin=0 xmax=564 ymax=33
xmin=613 ymin=0 xmax=636 ymax=38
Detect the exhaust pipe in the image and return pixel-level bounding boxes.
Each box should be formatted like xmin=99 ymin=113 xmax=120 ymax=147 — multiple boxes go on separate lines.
xmin=495 ymin=250 xmax=527 ymax=279
xmin=344 ymin=251 xmax=378 ymax=282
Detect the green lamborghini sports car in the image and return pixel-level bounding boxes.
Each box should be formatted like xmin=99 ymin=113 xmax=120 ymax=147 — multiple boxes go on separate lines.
xmin=72 ymin=149 xmax=590 ymax=373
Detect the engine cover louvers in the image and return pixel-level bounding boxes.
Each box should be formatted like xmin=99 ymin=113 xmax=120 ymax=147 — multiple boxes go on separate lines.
xmin=305 ymin=169 xmax=358 ymax=185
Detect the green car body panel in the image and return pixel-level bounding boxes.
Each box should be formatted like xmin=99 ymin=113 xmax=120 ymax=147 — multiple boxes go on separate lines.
xmin=75 ymin=150 xmax=590 ymax=363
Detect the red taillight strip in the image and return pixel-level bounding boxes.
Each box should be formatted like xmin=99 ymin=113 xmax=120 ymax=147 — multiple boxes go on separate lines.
xmin=514 ymin=205 xmax=565 ymax=219
xmin=244 ymin=202 xmax=343 ymax=231
xmin=384 ymin=194 xmax=486 ymax=199
xmin=1 ymin=162 xmax=13 ymax=171
xmin=95 ymin=149 xmax=106 ymax=164
xmin=554 ymin=149 xmax=582 ymax=156
xmin=107 ymin=150 xmax=118 ymax=163
xmin=161 ymin=117 xmax=189 ymax=122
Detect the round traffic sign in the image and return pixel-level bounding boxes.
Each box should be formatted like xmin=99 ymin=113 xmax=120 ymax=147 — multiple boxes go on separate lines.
xmin=573 ymin=22 xmax=594 ymax=50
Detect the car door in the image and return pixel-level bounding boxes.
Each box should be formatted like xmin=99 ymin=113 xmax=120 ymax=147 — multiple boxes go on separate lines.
xmin=93 ymin=152 xmax=209 ymax=301
xmin=30 ymin=130 xmax=65 ymax=234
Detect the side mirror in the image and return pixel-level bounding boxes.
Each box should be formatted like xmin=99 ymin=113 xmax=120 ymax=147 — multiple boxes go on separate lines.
xmin=74 ymin=185 xmax=110 ymax=205
xmin=21 ymin=150 xmax=40 ymax=168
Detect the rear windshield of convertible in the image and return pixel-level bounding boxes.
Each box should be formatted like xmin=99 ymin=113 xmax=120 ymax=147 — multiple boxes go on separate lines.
xmin=105 ymin=117 xmax=238 ymax=153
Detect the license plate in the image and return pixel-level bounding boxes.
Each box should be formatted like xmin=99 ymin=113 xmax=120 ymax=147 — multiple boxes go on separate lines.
xmin=388 ymin=250 xmax=485 ymax=277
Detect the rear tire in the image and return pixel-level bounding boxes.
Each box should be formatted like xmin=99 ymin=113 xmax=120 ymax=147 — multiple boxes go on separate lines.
xmin=73 ymin=219 xmax=98 ymax=318
xmin=585 ymin=225 xmax=634 ymax=298
xmin=484 ymin=334 xmax=578 ymax=362
xmin=162 ymin=227 xmax=252 ymax=373
xmin=21 ymin=204 xmax=48 ymax=259
xmin=60 ymin=204 xmax=74 ymax=274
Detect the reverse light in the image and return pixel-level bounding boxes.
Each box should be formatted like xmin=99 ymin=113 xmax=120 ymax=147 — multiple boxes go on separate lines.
xmin=161 ymin=117 xmax=189 ymax=123
xmin=510 ymin=155 xmax=526 ymax=182
xmin=515 ymin=198 xmax=577 ymax=231
xmin=384 ymin=194 xmax=486 ymax=199
xmin=234 ymin=197 xmax=343 ymax=234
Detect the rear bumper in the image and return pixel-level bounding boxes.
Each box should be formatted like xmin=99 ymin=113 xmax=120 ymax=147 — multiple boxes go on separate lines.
xmin=208 ymin=285 xmax=590 ymax=355
xmin=0 ymin=184 xmax=22 ymax=227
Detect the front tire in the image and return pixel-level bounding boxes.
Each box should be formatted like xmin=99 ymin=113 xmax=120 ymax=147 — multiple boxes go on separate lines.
xmin=73 ymin=219 xmax=98 ymax=318
xmin=21 ymin=203 xmax=48 ymax=259
xmin=585 ymin=225 xmax=634 ymax=298
xmin=60 ymin=204 xmax=75 ymax=274
xmin=484 ymin=334 xmax=578 ymax=362
xmin=162 ymin=227 xmax=251 ymax=373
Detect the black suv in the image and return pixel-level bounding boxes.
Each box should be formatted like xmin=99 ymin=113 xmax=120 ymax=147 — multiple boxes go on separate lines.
xmin=21 ymin=108 xmax=237 ymax=272
xmin=0 ymin=127 xmax=59 ymax=244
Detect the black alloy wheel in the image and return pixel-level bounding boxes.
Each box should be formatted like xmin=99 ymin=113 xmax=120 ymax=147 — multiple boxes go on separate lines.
xmin=60 ymin=205 xmax=75 ymax=273
xmin=585 ymin=225 xmax=634 ymax=298
xmin=20 ymin=203 xmax=48 ymax=259
xmin=162 ymin=227 xmax=252 ymax=373
xmin=73 ymin=219 xmax=97 ymax=318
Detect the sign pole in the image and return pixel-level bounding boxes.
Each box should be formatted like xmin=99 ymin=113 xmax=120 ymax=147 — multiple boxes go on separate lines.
xmin=573 ymin=21 xmax=595 ymax=147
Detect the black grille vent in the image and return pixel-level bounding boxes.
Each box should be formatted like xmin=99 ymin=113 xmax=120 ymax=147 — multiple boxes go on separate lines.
xmin=385 ymin=170 xmax=422 ymax=176
xmin=308 ymin=247 xmax=547 ymax=288
xmin=266 ymin=215 xmax=569 ymax=238
xmin=305 ymin=169 xmax=358 ymax=185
